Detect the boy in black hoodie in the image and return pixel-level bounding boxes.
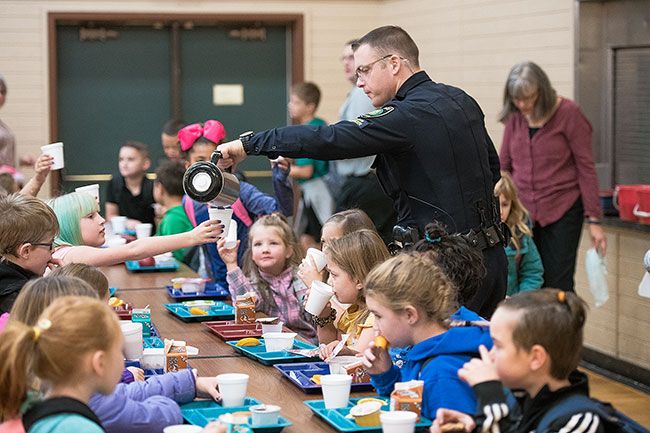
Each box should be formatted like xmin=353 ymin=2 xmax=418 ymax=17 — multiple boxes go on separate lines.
xmin=0 ymin=193 xmax=59 ymax=313
xmin=431 ymin=289 xmax=605 ymax=433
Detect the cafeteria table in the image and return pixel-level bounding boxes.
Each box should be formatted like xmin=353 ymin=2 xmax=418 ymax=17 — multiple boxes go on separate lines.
xmin=102 ymin=263 xmax=376 ymax=433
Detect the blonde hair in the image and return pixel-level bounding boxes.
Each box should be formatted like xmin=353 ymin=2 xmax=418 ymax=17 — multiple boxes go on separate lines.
xmin=0 ymin=194 xmax=59 ymax=257
xmin=9 ymin=276 xmax=98 ymax=326
xmin=326 ymin=229 xmax=389 ymax=303
xmin=323 ymin=209 xmax=376 ymax=240
xmin=243 ymin=214 xmax=304 ymax=306
xmin=50 ymin=263 xmax=109 ymax=300
xmin=365 ymin=253 xmax=458 ymax=324
xmin=495 ymin=172 xmax=532 ymax=251
xmin=0 ymin=296 xmax=121 ymax=420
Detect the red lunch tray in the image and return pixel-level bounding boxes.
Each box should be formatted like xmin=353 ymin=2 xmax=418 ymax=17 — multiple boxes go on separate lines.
xmin=203 ymin=320 xmax=289 ymax=341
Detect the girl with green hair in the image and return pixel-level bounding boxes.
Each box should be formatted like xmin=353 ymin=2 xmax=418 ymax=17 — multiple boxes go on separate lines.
xmin=48 ymin=192 xmax=221 ymax=267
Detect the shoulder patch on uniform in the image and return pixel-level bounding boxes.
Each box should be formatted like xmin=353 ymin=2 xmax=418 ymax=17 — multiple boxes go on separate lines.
xmin=352 ymin=118 xmax=367 ymax=127
xmin=360 ymin=106 xmax=395 ymax=119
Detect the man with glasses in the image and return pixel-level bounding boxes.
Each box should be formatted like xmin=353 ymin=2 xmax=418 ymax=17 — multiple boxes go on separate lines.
xmin=217 ymin=25 xmax=506 ymax=318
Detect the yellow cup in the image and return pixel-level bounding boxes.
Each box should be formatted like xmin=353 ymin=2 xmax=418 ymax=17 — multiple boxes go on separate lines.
xmin=350 ymin=401 xmax=382 ymax=427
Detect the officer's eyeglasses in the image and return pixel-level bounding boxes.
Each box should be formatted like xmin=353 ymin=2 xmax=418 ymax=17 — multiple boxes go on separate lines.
xmin=355 ymin=54 xmax=394 ymax=81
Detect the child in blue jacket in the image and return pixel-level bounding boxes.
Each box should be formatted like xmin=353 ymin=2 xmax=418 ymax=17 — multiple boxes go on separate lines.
xmin=361 ymin=253 xmax=492 ymax=419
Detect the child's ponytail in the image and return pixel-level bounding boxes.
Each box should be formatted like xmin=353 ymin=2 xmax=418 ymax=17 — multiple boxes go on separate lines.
xmin=0 ymin=321 xmax=41 ymax=421
xmin=0 ymin=296 xmax=121 ymax=421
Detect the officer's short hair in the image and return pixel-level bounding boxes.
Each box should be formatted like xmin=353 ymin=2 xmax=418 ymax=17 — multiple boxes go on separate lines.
xmin=291 ymin=82 xmax=321 ymax=108
xmin=155 ymin=159 xmax=186 ymax=198
xmin=354 ymin=26 xmax=420 ymax=68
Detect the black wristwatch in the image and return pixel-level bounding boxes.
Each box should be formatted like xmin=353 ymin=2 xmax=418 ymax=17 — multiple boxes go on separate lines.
xmin=239 ymin=131 xmax=255 ymax=154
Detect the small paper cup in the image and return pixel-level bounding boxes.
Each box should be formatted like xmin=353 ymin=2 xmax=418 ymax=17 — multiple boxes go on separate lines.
xmin=261 ymin=321 xmax=283 ymax=334
xmin=262 ymin=332 xmax=296 ymax=352
xmin=75 ymin=184 xmax=100 ymax=203
xmin=208 ymin=207 xmax=233 ymax=239
xmin=320 ymin=374 xmax=352 ymax=409
xmin=304 ymin=280 xmax=334 ymax=316
xmin=40 ymin=142 xmax=64 ymax=170
xmin=216 ymin=373 xmax=249 ymax=407
xmin=380 ymin=410 xmax=418 ymax=433
xmin=119 ymin=321 xmax=143 ymax=360
xmin=224 ymin=219 xmax=238 ymax=248
xmin=250 ymin=404 xmax=281 ymax=427
xmin=306 ymin=248 xmax=327 ymax=272
xmin=111 ymin=216 xmax=127 ymax=234
xmin=135 ymin=223 xmax=152 ymax=239
xmin=328 ymin=356 xmax=361 ymax=374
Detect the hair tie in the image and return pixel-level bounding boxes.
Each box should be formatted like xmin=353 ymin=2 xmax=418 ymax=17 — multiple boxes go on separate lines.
xmin=425 ymin=233 xmax=442 ymax=245
xmin=178 ymin=120 xmax=226 ymax=151
xmin=557 ymin=291 xmax=566 ymax=303
xmin=32 ymin=318 xmax=52 ymax=342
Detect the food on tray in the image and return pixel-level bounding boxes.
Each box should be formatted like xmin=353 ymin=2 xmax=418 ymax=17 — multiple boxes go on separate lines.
xmin=235 ymin=337 xmax=261 ymax=347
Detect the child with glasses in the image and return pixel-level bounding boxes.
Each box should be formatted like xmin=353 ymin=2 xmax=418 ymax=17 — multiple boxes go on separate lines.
xmin=0 ymin=193 xmax=60 ymax=314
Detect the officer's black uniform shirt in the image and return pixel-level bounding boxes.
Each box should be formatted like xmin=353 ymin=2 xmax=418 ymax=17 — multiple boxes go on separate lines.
xmin=247 ymin=71 xmax=501 ymax=235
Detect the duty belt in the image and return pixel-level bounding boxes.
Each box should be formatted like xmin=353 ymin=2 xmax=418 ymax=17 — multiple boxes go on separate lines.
xmin=461 ymin=225 xmax=504 ymax=251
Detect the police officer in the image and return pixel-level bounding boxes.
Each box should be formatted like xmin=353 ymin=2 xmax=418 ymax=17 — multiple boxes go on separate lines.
xmin=217 ymin=25 xmax=507 ymax=318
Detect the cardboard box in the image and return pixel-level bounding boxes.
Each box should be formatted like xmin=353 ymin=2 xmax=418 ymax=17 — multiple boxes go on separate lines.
xmin=389 ymin=379 xmax=424 ymax=420
xmin=164 ymin=339 xmax=188 ymax=372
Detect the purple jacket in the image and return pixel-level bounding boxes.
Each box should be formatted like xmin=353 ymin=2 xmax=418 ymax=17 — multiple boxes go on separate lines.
xmin=88 ymin=369 xmax=196 ymax=433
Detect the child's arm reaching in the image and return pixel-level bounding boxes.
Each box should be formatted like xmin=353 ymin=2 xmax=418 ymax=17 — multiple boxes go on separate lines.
xmin=59 ymin=219 xmax=222 ymax=267
xmin=19 ymin=154 xmax=53 ymax=197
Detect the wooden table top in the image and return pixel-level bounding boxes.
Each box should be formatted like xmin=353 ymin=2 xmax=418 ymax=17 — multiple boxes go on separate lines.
xmin=104 ymin=264 xmax=373 ymax=432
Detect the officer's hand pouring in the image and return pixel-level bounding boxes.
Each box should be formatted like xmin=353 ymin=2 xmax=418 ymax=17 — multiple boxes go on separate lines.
xmin=216 ymin=139 xmax=247 ymax=170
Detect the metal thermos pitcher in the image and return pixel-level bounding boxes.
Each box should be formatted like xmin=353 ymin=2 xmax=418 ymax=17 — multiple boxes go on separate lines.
xmin=183 ymin=150 xmax=240 ymax=207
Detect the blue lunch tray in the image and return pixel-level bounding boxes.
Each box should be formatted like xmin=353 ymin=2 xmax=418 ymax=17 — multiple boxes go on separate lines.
xmin=274 ymin=362 xmax=374 ymax=394
xmin=227 ymin=339 xmax=320 ymax=366
xmin=125 ymin=259 xmax=179 ymax=272
xmin=165 ymin=282 xmax=230 ymax=300
xmin=181 ymin=399 xmax=292 ymax=432
xmin=109 ymin=287 xmax=117 ymax=297
xmin=304 ymin=397 xmax=432 ymax=432
xmin=164 ymin=301 xmax=235 ymax=322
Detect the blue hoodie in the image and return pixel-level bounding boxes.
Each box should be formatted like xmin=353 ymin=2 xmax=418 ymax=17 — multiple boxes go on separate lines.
xmin=371 ymin=307 xmax=493 ymax=419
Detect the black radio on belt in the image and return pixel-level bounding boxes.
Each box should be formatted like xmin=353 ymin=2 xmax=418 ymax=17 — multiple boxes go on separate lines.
xmin=388 ymin=225 xmax=420 ymax=256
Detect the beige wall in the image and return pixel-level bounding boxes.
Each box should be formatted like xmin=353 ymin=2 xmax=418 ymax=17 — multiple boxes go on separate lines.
xmin=0 ymin=0 xmax=382 ymax=193
xmin=381 ymin=0 xmax=575 ymax=147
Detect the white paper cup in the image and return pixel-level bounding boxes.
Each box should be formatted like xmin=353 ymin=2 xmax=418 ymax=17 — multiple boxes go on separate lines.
xmin=306 ymin=248 xmax=327 ymax=272
xmin=217 ymin=373 xmax=249 ymax=407
xmin=75 ymin=184 xmax=100 ymax=203
xmin=262 ymin=332 xmax=296 ymax=352
xmin=380 ymin=410 xmax=417 ymax=433
xmin=328 ymin=356 xmax=361 ymax=374
xmin=261 ymin=321 xmax=283 ymax=334
xmin=40 ymin=142 xmax=64 ymax=170
xmin=104 ymin=235 xmax=126 ymax=248
xmin=119 ymin=321 xmax=143 ymax=360
xmin=224 ymin=219 xmax=238 ymax=248
xmin=250 ymin=404 xmax=281 ymax=427
xmin=304 ymin=280 xmax=334 ymax=316
xmin=135 ymin=223 xmax=153 ymax=239
xmin=111 ymin=216 xmax=127 ymax=234
xmin=141 ymin=348 xmax=166 ymax=370
xmin=163 ymin=426 xmax=202 ymax=433
xmin=321 ymin=374 xmax=352 ymax=409
xmin=208 ymin=207 xmax=233 ymax=239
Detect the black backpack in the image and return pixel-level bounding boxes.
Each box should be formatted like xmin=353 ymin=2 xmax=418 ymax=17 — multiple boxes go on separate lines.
xmin=536 ymin=394 xmax=649 ymax=433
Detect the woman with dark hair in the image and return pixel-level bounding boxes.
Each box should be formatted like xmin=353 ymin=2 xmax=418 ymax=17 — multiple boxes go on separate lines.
xmin=498 ymin=61 xmax=605 ymax=292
